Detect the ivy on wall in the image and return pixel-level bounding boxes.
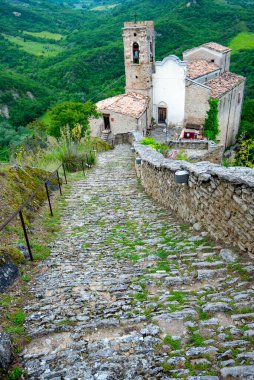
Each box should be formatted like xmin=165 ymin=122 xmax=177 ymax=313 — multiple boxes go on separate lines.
xmin=203 ymin=98 xmax=219 ymax=142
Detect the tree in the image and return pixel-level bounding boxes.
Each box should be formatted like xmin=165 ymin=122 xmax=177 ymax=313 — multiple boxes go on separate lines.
xmin=48 ymin=101 xmax=100 ymax=141
xmin=0 ymin=121 xmax=30 ymax=149
xmin=203 ymin=98 xmax=219 ymax=142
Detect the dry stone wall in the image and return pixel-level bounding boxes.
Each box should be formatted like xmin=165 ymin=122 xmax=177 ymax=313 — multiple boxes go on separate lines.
xmin=134 ymin=142 xmax=254 ymax=255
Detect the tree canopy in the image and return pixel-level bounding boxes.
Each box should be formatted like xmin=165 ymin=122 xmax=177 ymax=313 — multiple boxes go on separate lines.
xmin=47 ymin=101 xmax=100 ymax=140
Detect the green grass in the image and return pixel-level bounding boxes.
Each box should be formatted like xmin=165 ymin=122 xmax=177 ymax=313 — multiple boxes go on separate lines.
xmin=4 ymin=325 xmax=25 ymax=335
xmin=39 ymin=110 xmax=52 ymax=126
xmin=2 ymin=34 xmax=64 ymax=57
xmin=91 ymin=4 xmax=119 ymax=11
xmin=199 ymin=309 xmax=210 ymax=320
xmin=163 ymin=335 xmax=181 ymax=350
xmin=21 ymin=274 xmax=30 ymax=282
xmin=168 ymin=291 xmax=185 ymax=304
xmin=23 ymin=31 xmax=63 ymax=40
xmin=9 ymin=311 xmax=26 ymax=326
xmin=134 ymin=291 xmax=148 ymax=302
xmin=0 ymin=295 xmax=12 ymax=307
xmin=230 ymin=32 xmax=254 ymax=54
xmin=188 ymin=332 xmax=205 ymax=347
xmin=8 ymin=366 xmax=23 ymax=380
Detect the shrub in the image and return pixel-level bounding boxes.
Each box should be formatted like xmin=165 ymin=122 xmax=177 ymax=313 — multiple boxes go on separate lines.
xmin=203 ymin=98 xmax=219 ymax=142
xmin=140 ymin=137 xmax=169 ymax=155
xmin=235 ymin=138 xmax=254 ymax=168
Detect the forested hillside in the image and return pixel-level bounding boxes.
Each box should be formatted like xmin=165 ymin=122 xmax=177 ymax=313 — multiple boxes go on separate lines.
xmin=0 ymin=0 xmax=254 ymax=157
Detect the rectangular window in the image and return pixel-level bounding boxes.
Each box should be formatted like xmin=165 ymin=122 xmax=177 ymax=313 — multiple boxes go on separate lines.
xmin=158 ymin=107 xmax=167 ymax=124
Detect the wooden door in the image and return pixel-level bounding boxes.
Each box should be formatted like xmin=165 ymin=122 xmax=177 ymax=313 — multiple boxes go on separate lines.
xmin=158 ymin=107 xmax=167 ymax=124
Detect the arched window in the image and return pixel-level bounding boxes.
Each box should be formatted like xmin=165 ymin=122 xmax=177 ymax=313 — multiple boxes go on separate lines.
xmin=133 ymin=42 xmax=139 ymax=64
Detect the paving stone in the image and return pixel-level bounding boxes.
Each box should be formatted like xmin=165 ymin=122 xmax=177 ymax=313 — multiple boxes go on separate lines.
xmin=220 ymin=249 xmax=238 ymax=263
xmin=220 ymin=365 xmax=254 ymax=379
xmin=0 ymin=333 xmax=12 ymax=370
xmin=16 ymin=145 xmax=254 ymax=379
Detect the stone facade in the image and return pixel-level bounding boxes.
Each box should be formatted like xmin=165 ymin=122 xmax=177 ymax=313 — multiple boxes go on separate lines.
xmin=218 ymin=81 xmax=245 ymax=147
xmin=134 ymin=142 xmax=254 ymax=255
xmin=183 ymin=45 xmax=231 ymax=73
xmin=90 ymin=109 xmax=147 ymax=140
xmin=123 ymin=21 xmax=154 ymax=122
xmin=184 ymin=81 xmax=211 ymax=126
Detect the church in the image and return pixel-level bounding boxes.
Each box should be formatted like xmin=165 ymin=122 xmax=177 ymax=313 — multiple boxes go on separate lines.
xmin=90 ymin=21 xmax=245 ymax=148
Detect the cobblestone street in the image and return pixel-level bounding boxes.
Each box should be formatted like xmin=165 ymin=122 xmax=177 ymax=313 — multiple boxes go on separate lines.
xmin=21 ymin=145 xmax=254 ymax=379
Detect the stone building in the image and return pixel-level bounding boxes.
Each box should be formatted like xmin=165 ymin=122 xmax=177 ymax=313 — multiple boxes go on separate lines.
xmin=90 ymin=21 xmax=245 ymax=148
xmin=183 ymin=43 xmax=245 ymax=147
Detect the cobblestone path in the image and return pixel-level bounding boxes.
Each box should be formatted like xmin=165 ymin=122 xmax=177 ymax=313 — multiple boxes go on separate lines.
xmin=22 ymin=145 xmax=254 ymax=379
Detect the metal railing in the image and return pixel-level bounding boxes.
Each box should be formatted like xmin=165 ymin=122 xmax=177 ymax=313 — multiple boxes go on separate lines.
xmin=0 ymin=151 xmax=97 ymax=261
xmin=0 ymin=164 xmax=68 ymax=261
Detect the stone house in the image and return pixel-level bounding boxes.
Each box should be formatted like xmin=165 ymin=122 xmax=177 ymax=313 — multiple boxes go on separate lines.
xmin=90 ymin=21 xmax=245 ymax=148
xmin=90 ymin=92 xmax=149 ymax=143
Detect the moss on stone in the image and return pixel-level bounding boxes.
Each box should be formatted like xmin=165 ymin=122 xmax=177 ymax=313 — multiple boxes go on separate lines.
xmin=0 ymin=247 xmax=25 ymax=267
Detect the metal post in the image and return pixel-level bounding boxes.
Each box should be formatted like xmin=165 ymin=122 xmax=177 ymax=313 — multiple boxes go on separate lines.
xmin=81 ymin=160 xmax=85 ymax=176
xmin=45 ymin=182 xmax=53 ymax=216
xmin=19 ymin=210 xmax=33 ymax=261
xmin=56 ymin=170 xmax=62 ymax=196
xmin=85 ymin=153 xmax=89 ymax=168
xmin=62 ymin=164 xmax=67 ymax=184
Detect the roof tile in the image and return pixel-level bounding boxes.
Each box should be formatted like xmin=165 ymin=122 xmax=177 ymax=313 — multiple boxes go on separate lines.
xmin=207 ymin=71 xmax=245 ymax=98
xmin=187 ymin=59 xmax=219 ymax=79
xmin=202 ymin=42 xmax=231 ymax=53
xmin=96 ymin=92 xmax=149 ymax=119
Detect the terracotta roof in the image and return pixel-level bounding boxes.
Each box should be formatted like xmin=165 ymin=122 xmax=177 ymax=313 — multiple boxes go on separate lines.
xmin=96 ymin=92 xmax=149 ymax=119
xmin=202 ymin=42 xmax=231 ymax=53
xmin=187 ymin=59 xmax=219 ymax=79
xmin=207 ymin=72 xmax=245 ymax=98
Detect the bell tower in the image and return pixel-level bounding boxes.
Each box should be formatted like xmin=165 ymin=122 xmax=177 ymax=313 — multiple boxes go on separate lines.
xmin=123 ymin=21 xmax=155 ymax=102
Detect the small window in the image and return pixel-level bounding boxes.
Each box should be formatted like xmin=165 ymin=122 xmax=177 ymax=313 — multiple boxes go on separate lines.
xmin=133 ymin=42 xmax=139 ymax=64
xmin=150 ymin=41 xmax=153 ymax=62
xmin=211 ymin=59 xmax=215 ymax=63
xmin=136 ymin=75 xmax=138 ymax=79
xmin=134 ymin=33 xmax=137 ymax=37
xmin=238 ymin=92 xmax=241 ymax=104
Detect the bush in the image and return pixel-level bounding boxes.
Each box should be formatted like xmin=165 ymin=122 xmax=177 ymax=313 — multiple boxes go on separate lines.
xmin=203 ymin=98 xmax=219 ymax=142
xmin=140 ymin=137 xmax=169 ymax=155
xmin=235 ymin=138 xmax=254 ymax=168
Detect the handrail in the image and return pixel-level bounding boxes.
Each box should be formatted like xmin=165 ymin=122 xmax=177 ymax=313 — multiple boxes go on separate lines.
xmin=0 ymin=163 xmax=67 ymax=261
xmin=0 ymin=163 xmax=63 ymax=232
xmin=0 ymin=147 xmax=98 ymax=261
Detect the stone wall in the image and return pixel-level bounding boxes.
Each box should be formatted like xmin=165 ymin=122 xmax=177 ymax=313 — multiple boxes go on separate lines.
xmin=218 ymin=81 xmax=245 ymax=148
xmin=183 ymin=47 xmax=230 ymax=73
xmin=134 ymin=142 xmax=254 ymax=255
xmin=185 ymin=82 xmax=210 ymax=126
xmin=168 ymin=140 xmax=209 ymax=150
xmin=189 ymin=144 xmax=224 ymax=164
xmin=90 ymin=110 xmax=148 ymax=139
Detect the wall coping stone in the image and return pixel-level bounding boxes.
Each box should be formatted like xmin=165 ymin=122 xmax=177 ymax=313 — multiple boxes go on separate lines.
xmin=133 ymin=142 xmax=254 ymax=188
